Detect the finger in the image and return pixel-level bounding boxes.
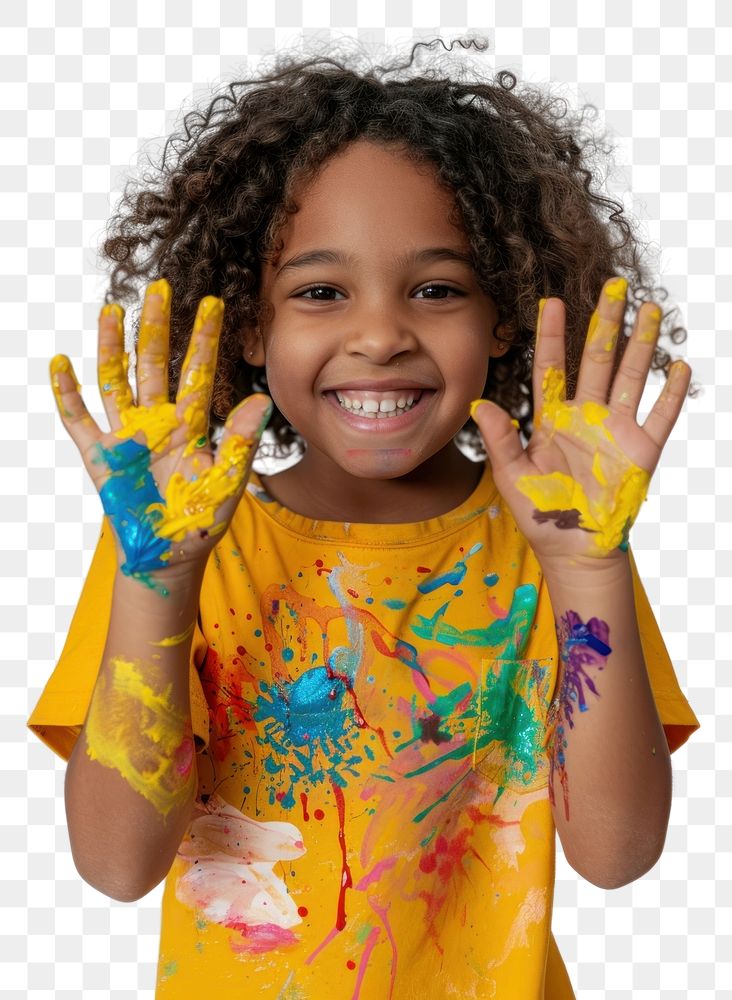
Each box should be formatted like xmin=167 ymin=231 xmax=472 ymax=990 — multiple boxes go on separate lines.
xmin=608 ymin=301 xmax=662 ymax=419
xmin=185 ymin=394 xmax=273 ymax=538
xmin=97 ymin=302 xmax=133 ymax=431
xmin=641 ymin=361 xmax=691 ymax=450
xmin=136 ymin=278 xmax=171 ymax=407
xmin=470 ymin=399 xmax=524 ymax=473
xmin=532 ymin=297 xmax=567 ymax=427
xmin=177 ymin=295 xmax=224 ymax=451
xmin=574 ymin=277 xmax=627 ymax=405
xmin=50 ymin=354 xmax=102 ymax=455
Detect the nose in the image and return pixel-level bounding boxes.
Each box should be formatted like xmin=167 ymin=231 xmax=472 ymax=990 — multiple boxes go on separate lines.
xmin=342 ymin=301 xmax=419 ymax=364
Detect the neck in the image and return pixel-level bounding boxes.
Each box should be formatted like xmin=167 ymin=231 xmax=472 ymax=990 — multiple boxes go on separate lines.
xmin=259 ymin=444 xmax=483 ymax=523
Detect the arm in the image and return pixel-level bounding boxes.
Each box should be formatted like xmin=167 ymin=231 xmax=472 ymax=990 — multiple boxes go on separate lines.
xmin=471 ymin=278 xmax=691 ymax=890
xmin=51 ymin=280 xmax=271 ymax=901
xmin=541 ymin=551 xmax=672 ymax=889
xmin=65 ymin=566 xmax=204 ymax=901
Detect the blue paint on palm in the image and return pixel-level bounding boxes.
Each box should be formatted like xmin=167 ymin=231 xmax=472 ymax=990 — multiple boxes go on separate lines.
xmin=97 ymin=438 xmax=171 ymax=575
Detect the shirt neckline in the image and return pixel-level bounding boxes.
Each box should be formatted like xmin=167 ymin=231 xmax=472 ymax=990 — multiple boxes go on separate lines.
xmin=245 ymin=461 xmax=500 ymax=546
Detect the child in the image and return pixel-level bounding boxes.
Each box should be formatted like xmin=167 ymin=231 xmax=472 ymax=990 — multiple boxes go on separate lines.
xmin=29 ymin=41 xmax=700 ymax=999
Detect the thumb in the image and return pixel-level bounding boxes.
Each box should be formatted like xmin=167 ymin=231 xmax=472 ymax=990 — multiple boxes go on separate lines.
xmin=470 ymin=399 xmax=524 ymax=470
xmin=224 ymin=393 xmax=273 ymax=444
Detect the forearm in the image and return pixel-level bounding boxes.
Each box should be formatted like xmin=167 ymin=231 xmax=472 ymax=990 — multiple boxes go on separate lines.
xmin=542 ymin=551 xmax=672 ymax=889
xmin=65 ymin=566 xmax=204 ymax=901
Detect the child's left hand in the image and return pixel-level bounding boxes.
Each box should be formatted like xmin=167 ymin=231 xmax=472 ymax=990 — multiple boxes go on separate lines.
xmin=471 ymin=277 xmax=692 ymax=570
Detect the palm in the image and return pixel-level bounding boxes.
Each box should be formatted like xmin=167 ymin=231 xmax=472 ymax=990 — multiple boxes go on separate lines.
xmin=474 ymin=280 xmax=690 ymax=564
xmin=50 ymin=281 xmax=270 ymax=581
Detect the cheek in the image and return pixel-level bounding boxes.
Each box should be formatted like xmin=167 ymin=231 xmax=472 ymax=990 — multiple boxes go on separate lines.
xmin=262 ymin=336 xmax=315 ymax=421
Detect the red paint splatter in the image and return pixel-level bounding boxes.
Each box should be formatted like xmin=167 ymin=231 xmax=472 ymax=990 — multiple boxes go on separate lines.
xmin=229 ymin=607 xmax=236 ymax=615
xmin=346 ymin=959 xmax=356 ymax=970
xmin=298 ymin=906 xmax=309 ymax=918
xmin=331 ymin=780 xmax=352 ymax=931
xmin=384 ymin=577 xmax=392 ymax=585
xmin=347 ymin=588 xmax=359 ymax=599
xmin=300 ymin=791 xmax=310 ymax=821
xmin=314 ymin=808 xmax=325 ymax=821
xmin=416 ymin=566 xmax=431 ymax=574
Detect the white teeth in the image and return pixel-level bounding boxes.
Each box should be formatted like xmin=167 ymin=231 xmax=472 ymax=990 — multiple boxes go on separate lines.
xmin=333 ymin=390 xmax=423 ymax=416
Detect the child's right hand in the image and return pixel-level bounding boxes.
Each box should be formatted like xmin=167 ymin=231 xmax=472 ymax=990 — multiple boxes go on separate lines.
xmin=49 ymin=279 xmax=271 ymax=585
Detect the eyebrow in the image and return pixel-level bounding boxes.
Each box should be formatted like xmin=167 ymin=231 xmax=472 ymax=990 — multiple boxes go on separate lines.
xmin=275 ymin=246 xmax=475 ymax=276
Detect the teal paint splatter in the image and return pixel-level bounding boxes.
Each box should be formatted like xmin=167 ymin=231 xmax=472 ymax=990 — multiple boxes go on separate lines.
xmin=383 ymin=598 xmax=407 ymax=609
xmin=417 ymin=541 xmax=482 ymax=594
xmin=406 ymin=658 xmax=548 ymax=800
xmin=483 ymin=573 xmax=499 ymax=586
xmin=254 ymin=665 xmax=363 ymax=806
xmin=411 ymin=583 xmax=538 ymax=658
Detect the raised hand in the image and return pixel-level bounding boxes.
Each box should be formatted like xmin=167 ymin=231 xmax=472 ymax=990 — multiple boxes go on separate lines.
xmin=50 ymin=279 xmax=271 ymax=590
xmin=471 ymin=277 xmax=692 ymax=567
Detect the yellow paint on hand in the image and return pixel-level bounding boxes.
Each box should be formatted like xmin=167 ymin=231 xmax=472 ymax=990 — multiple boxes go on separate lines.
xmin=145 ymin=433 xmax=253 ymax=542
xmin=137 ymin=280 xmax=172 ymax=403
xmin=469 ymin=399 xmax=487 ymax=420
xmin=100 ymin=302 xmax=125 ymax=321
xmin=637 ymin=305 xmax=662 ymax=344
xmin=85 ymin=656 xmax=195 ymax=818
xmin=150 ymin=622 xmax=196 ymax=647
xmin=116 ymin=399 xmax=180 ymax=453
xmin=99 ymin=350 xmax=134 ymax=411
xmin=604 ymin=276 xmax=628 ymax=302
xmin=50 ymin=354 xmax=81 ymax=417
xmin=518 ymin=366 xmax=650 ymax=554
xmin=536 ymin=298 xmax=547 ymax=335
xmin=586 ymin=308 xmax=619 ymax=352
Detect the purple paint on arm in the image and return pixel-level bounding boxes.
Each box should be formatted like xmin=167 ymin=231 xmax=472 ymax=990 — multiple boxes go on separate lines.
xmin=545 ymin=609 xmax=612 ymax=821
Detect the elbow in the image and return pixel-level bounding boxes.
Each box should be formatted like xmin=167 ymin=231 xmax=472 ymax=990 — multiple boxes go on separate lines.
xmin=68 ymin=834 xmax=167 ymax=903
xmin=73 ymin=856 xmax=164 ymax=902
xmin=566 ymin=839 xmax=665 ymax=890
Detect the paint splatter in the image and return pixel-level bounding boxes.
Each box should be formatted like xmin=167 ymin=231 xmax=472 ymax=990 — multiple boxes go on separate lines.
xmin=84 ymin=656 xmax=195 ymax=817
xmin=176 ymin=794 xmax=306 ymax=954
xmin=544 ymin=610 xmax=612 ymax=820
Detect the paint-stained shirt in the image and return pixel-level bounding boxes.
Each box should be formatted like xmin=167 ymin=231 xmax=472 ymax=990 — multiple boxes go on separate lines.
xmin=28 ymin=463 xmax=699 ymax=999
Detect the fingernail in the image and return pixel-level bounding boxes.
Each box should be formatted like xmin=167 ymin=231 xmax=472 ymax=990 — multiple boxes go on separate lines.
xmin=470 ymin=399 xmax=487 ymax=419
xmin=50 ymin=354 xmax=81 ymax=392
xmin=146 ymin=278 xmax=171 ymax=312
xmin=236 ymin=395 xmax=273 ymax=437
xmin=197 ymin=296 xmax=224 ymax=325
xmin=100 ymin=302 xmax=125 ymax=323
xmin=605 ymin=277 xmax=628 ymax=302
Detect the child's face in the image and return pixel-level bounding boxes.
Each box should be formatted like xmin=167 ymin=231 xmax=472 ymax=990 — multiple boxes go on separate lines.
xmin=252 ymin=140 xmax=502 ymax=481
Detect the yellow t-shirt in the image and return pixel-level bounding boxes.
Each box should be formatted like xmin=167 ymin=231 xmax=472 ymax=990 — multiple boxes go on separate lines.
xmin=28 ymin=463 xmax=699 ymax=999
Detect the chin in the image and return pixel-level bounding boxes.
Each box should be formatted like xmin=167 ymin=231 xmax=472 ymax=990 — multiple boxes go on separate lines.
xmin=340 ymin=447 xmax=420 ymax=479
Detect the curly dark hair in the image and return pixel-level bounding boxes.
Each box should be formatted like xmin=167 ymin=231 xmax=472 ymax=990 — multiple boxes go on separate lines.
xmin=100 ymin=36 xmax=694 ymax=459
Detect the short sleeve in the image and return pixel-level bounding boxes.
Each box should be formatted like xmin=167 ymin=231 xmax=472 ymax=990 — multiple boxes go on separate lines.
xmin=627 ymin=547 xmax=700 ymax=753
xmin=27 ymin=517 xmax=211 ymax=761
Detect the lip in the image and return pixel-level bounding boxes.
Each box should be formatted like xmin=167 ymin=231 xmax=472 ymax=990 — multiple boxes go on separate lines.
xmin=323 ymin=388 xmax=435 ymax=431
xmin=320 ymin=379 xmax=436 ymax=392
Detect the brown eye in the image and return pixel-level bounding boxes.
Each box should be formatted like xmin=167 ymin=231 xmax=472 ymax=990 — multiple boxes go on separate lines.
xmin=416 ymin=284 xmax=462 ymax=299
xmin=297 ymin=285 xmax=344 ymax=301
